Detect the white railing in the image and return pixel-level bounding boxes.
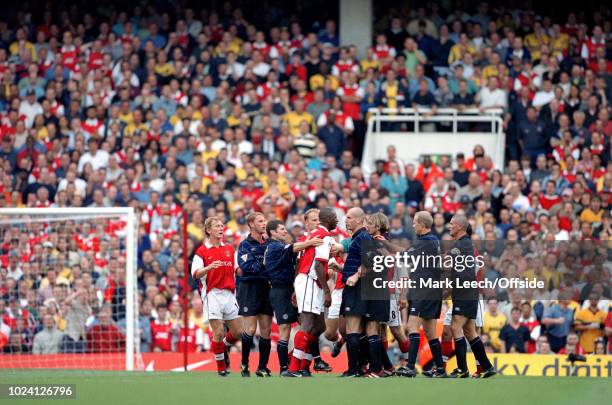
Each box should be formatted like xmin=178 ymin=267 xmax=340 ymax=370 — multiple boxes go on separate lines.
xmin=368 ymin=107 xmax=504 ymax=134
xmin=362 ymin=108 xmax=506 ymax=178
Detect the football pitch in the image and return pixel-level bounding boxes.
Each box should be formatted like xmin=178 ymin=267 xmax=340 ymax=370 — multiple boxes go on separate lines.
xmin=0 ymin=370 xmax=609 ymax=405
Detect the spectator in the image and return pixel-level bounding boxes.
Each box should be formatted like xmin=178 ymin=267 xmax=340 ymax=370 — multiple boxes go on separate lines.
xmin=32 ymin=314 xmax=63 ymax=354
xmin=483 ymin=299 xmax=507 ymax=352
xmin=542 ymin=293 xmax=576 ymax=352
xmin=87 ymin=306 xmax=125 ymax=353
xmin=61 ymin=289 xmax=90 ymax=353
xmin=499 ymin=307 xmax=531 ymax=353
xmin=574 ymin=292 xmax=607 ymax=353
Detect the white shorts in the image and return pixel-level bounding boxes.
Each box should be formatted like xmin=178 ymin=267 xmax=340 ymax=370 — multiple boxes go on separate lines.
xmin=443 ymin=299 xmax=485 ymax=328
xmin=327 ymin=288 xmax=343 ymax=319
xmin=294 ymin=273 xmax=324 ymax=315
xmin=202 ymin=288 xmax=240 ymax=323
xmin=385 ymin=298 xmax=401 ymax=328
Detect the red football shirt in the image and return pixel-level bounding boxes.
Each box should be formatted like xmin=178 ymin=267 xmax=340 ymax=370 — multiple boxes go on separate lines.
xmin=192 ymin=241 xmax=236 ymax=293
xmin=150 ymin=320 xmax=173 ymax=351
xmin=296 ymin=226 xmax=333 ymax=278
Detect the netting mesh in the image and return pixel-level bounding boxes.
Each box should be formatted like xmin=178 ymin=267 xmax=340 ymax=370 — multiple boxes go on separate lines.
xmin=0 ymin=210 xmax=139 ymax=370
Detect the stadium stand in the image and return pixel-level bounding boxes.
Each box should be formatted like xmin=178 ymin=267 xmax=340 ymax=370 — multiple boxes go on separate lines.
xmin=0 ymin=0 xmax=610 ymax=362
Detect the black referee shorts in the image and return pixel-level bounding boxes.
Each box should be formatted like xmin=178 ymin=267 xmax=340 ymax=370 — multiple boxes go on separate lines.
xmin=451 ymin=299 xmax=478 ymax=320
xmin=237 ymin=279 xmax=273 ymax=316
xmin=269 ymin=286 xmax=298 ymax=325
xmin=408 ymin=299 xmax=442 ymax=320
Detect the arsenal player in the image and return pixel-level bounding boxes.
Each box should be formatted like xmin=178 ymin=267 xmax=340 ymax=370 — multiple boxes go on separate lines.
xmin=299 ymin=209 xmax=332 ymax=373
xmin=284 ymin=207 xmax=337 ymax=377
xmin=191 ymin=217 xmax=242 ymax=376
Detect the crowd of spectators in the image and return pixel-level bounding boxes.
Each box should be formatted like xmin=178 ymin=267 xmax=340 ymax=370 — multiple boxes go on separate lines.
xmin=0 ymin=1 xmax=610 ymax=357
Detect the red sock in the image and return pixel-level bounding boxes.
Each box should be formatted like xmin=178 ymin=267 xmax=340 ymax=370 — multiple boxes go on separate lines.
xmin=398 ymin=339 xmax=410 ymax=354
xmin=224 ymin=331 xmax=238 ymax=346
xmin=441 ymin=340 xmax=454 ymax=367
xmin=300 ymin=334 xmax=314 ymax=370
xmin=476 ymin=360 xmax=482 ymax=374
xmin=289 ymin=331 xmax=307 ymax=372
xmin=336 ymin=334 xmax=344 ymax=345
xmin=212 ymin=341 xmax=226 ymax=372
xmin=382 ymin=338 xmax=388 ymax=351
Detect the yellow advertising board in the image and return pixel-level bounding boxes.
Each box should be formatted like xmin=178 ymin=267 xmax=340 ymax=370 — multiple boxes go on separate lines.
xmin=446 ymin=354 xmax=612 ymax=377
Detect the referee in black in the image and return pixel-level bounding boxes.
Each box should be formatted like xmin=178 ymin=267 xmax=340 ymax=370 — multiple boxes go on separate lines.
xmin=263 ymin=219 xmax=323 ymax=376
xmin=403 ymin=210 xmax=447 ymax=378
xmin=448 ymin=214 xmax=496 ymax=378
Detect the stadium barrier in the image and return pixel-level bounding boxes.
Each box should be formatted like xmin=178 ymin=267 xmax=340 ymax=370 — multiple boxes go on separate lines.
xmin=361 ymin=107 xmax=505 ymax=179
xmin=2 ymin=353 xmax=610 ymax=376
xmin=446 ymin=353 xmax=612 ymax=377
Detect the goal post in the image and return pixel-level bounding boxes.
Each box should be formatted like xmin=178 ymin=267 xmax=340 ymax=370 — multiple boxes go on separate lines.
xmin=0 ymin=207 xmax=140 ymax=371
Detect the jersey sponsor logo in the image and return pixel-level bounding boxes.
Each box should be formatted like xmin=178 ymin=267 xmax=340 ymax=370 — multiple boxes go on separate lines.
xmin=241 ymin=254 xmax=248 ymax=262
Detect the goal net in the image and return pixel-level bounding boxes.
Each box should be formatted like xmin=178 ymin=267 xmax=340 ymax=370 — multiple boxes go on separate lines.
xmin=0 ymin=208 xmax=140 ymax=370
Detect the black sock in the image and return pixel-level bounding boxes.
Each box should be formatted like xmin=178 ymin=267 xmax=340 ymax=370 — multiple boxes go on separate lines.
xmin=367 ymin=335 xmax=383 ymax=372
xmin=241 ymin=332 xmax=253 ymax=367
xmin=278 ymin=340 xmax=289 ymax=370
xmin=381 ymin=343 xmax=393 ymax=370
xmin=429 ymin=338 xmax=444 ymax=369
xmin=455 ymin=337 xmax=468 ymax=371
xmin=258 ymin=337 xmax=271 ymax=370
xmin=309 ymin=337 xmax=320 ymax=360
xmin=346 ymin=333 xmax=361 ymax=373
xmin=469 ymin=337 xmax=492 ymax=370
xmin=358 ymin=334 xmax=369 ymax=370
xmin=407 ymin=333 xmax=420 ymax=369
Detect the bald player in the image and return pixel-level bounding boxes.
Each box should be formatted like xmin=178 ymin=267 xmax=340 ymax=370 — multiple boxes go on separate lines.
xmin=341 ymin=207 xmax=390 ymax=377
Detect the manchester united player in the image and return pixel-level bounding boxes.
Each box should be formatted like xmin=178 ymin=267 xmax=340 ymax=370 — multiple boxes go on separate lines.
xmin=404 ymin=211 xmax=447 ymax=378
xmin=285 ymin=207 xmax=337 ymax=377
xmin=366 ymin=213 xmax=411 ymax=375
xmin=440 ymin=223 xmax=486 ymax=374
xmin=151 ymin=304 xmax=173 ymax=352
xmin=237 ymin=212 xmax=274 ymax=377
xmin=447 ymin=214 xmax=496 ymax=378
xmin=263 ymin=219 xmax=323 ymax=373
xmin=341 ymin=207 xmax=390 ymax=378
xmin=191 ymin=217 xmax=242 ymax=376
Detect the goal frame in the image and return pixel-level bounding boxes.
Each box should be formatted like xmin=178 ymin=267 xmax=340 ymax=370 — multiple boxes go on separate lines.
xmin=0 ymin=207 xmax=138 ymax=371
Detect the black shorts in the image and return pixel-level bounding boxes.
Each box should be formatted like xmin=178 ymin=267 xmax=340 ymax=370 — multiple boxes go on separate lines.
xmin=269 ymin=286 xmax=298 ymax=325
xmin=452 ymin=299 xmax=478 ymax=320
xmin=408 ymin=299 xmax=442 ymax=320
xmin=341 ymin=282 xmax=389 ymax=322
xmin=237 ymin=279 xmax=273 ymax=316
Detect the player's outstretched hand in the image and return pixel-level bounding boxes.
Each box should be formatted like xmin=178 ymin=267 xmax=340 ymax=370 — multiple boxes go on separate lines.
xmin=308 ymin=237 xmax=324 ymax=247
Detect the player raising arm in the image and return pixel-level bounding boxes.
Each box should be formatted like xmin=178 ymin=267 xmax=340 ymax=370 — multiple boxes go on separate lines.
xmin=191 ymin=217 xmax=242 ymax=376
xmin=264 ymin=219 xmax=323 ymax=374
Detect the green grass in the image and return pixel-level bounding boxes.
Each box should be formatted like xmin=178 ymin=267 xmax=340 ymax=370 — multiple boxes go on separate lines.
xmin=0 ymin=370 xmax=609 ymax=405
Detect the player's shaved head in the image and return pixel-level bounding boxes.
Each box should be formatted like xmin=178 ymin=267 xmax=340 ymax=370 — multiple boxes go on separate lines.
xmin=318 ymin=207 xmax=338 ymax=230
xmin=347 ymin=207 xmax=365 ymax=219
xmin=345 ymin=207 xmax=366 ymax=232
